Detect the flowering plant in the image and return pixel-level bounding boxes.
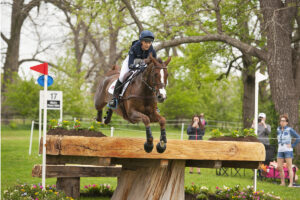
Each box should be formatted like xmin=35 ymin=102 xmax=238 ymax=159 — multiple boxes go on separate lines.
xmin=49 ymin=119 xmax=58 ymax=130
xmin=185 ymin=183 xmax=200 ymax=195
xmin=230 ymin=130 xmax=240 ymax=138
xmin=242 ymin=128 xmax=256 ymax=137
xmin=3 ymin=183 xmax=72 ymax=200
xmin=81 ymin=184 xmax=114 ymax=197
xmin=89 ymin=121 xmax=102 ymax=131
xmin=210 ymin=129 xmax=224 ymax=138
xmin=61 ymin=120 xmax=71 ymax=130
xmin=73 ymin=119 xmax=81 ymax=130
xmin=214 ymin=185 xmax=281 ymax=200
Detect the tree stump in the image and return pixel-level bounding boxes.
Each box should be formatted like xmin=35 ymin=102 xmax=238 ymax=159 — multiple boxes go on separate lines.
xmin=112 ymin=160 xmax=185 ymax=200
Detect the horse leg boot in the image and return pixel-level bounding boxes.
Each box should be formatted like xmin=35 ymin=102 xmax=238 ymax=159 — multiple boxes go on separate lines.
xmin=104 ymin=109 xmax=113 ymax=124
xmin=144 ymin=127 xmax=154 ymax=153
xmin=108 ymin=79 xmax=123 ymax=109
xmin=156 ymin=129 xmax=167 ymax=153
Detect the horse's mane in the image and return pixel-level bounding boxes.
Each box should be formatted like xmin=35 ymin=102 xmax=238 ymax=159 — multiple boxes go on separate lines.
xmin=105 ymin=65 xmax=120 ymax=76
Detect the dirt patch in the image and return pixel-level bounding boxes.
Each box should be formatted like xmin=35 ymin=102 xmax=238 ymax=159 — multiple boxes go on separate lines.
xmin=47 ymin=128 xmax=106 ymax=137
xmin=208 ymin=136 xmax=260 ymax=142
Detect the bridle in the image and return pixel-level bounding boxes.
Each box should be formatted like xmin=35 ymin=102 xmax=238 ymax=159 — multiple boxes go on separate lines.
xmin=142 ymin=64 xmax=167 ymax=94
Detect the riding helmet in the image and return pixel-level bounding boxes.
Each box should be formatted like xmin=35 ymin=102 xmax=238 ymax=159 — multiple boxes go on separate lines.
xmin=139 ymin=30 xmax=155 ymax=42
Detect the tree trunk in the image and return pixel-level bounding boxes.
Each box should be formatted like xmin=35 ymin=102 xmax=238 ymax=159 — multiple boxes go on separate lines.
xmin=2 ymin=0 xmax=41 ymax=118
xmin=260 ymin=0 xmax=299 ymax=130
xmin=241 ymin=58 xmax=255 ymax=129
xmin=2 ymin=1 xmax=25 ymax=118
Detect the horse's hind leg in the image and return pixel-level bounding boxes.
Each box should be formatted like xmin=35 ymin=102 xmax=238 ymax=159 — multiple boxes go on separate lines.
xmin=95 ymin=102 xmax=108 ymax=123
xmin=96 ymin=110 xmax=103 ymax=122
xmin=128 ymin=110 xmax=153 ymax=153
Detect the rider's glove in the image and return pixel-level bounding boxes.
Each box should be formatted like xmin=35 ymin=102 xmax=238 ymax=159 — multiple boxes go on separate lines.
xmin=129 ymin=64 xmax=139 ymax=70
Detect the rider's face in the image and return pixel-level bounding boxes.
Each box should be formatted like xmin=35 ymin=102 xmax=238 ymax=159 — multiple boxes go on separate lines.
xmin=141 ymin=40 xmax=152 ymax=50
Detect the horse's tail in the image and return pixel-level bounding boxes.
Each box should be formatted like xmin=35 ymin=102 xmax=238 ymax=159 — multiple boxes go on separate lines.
xmin=105 ymin=65 xmax=120 ymax=76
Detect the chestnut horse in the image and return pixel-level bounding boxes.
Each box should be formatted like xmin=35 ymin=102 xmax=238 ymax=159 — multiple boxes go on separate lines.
xmin=94 ymin=54 xmax=171 ymax=153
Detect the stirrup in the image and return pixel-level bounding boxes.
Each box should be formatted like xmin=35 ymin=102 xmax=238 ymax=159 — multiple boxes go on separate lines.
xmin=107 ymin=98 xmax=118 ymax=109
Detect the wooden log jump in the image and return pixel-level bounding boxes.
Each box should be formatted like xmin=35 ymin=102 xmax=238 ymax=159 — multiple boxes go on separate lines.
xmin=34 ymin=135 xmax=265 ymax=200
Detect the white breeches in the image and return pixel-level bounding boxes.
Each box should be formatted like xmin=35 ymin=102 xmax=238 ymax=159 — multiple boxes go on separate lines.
xmin=119 ymin=55 xmax=130 ymax=83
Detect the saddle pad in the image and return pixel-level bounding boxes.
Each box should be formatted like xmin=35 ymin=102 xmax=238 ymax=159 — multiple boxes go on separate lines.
xmin=108 ymin=80 xmax=117 ymax=94
xmin=107 ymin=70 xmax=139 ymax=96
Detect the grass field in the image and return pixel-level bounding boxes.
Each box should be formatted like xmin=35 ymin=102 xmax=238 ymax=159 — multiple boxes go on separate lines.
xmin=2 ymin=127 xmax=300 ymax=200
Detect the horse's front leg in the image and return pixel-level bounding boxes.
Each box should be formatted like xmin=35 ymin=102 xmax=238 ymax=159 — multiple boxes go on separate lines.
xmin=154 ymin=111 xmax=167 ymax=153
xmin=128 ymin=110 xmax=154 ymax=153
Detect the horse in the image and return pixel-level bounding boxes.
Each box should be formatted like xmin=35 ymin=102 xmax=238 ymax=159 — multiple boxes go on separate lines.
xmin=94 ymin=54 xmax=171 ymax=153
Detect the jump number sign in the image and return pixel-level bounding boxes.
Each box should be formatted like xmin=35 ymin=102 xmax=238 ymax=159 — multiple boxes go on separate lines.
xmin=40 ymin=91 xmax=63 ymax=110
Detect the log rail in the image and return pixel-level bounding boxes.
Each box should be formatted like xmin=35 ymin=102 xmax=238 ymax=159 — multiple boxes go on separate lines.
xmin=33 ymin=135 xmax=265 ymax=200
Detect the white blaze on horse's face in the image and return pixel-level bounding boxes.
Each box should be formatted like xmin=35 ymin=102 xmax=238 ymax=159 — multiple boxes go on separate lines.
xmin=159 ymin=69 xmax=167 ymax=100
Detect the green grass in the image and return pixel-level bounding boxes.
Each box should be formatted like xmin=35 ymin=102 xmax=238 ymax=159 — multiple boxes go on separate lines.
xmin=2 ymin=128 xmax=300 ymax=200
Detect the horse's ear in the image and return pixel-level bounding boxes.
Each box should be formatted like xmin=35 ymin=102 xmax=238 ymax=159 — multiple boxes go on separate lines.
xmin=149 ymin=53 xmax=160 ymax=66
xmin=164 ymin=56 xmax=172 ymax=66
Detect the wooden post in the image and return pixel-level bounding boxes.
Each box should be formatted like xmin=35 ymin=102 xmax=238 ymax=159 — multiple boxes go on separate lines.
xmin=112 ymin=160 xmax=185 ymax=200
xmin=57 ymin=177 xmax=80 ymax=199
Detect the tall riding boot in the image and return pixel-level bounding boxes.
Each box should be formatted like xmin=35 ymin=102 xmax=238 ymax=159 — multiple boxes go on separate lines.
xmin=108 ymin=79 xmax=123 ymax=108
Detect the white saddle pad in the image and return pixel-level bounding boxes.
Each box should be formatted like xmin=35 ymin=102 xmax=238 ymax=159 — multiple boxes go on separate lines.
xmin=108 ymin=71 xmax=139 ymax=96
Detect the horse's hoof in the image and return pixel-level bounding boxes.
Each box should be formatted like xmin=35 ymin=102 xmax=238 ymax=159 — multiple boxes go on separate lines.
xmin=156 ymin=141 xmax=166 ymax=153
xmin=144 ymin=142 xmax=154 ymax=153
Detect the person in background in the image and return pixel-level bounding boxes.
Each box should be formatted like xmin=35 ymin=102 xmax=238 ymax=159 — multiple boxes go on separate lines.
xmin=187 ymin=115 xmax=205 ymax=174
xmin=277 ymin=114 xmax=300 ymax=187
xmin=199 ymin=113 xmax=207 ymax=135
xmin=257 ymin=113 xmax=272 ymax=165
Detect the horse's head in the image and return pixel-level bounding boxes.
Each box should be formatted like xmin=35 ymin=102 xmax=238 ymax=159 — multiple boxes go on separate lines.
xmin=144 ymin=54 xmax=171 ymax=103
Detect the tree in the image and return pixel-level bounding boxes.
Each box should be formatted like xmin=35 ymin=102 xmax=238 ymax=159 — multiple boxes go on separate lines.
xmin=159 ymin=43 xmax=242 ymax=122
xmin=1 ymin=0 xmax=42 ymax=97
xmin=121 ymin=0 xmax=299 ymax=132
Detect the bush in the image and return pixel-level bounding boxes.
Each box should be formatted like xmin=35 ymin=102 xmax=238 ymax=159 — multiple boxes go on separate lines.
xmin=3 ymin=183 xmax=73 ymax=200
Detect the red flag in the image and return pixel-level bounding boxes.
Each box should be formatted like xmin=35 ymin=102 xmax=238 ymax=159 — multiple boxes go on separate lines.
xmin=30 ymin=63 xmax=48 ymax=75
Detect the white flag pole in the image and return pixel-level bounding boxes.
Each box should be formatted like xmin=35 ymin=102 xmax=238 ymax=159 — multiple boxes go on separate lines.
xmin=181 ymin=123 xmax=184 ymax=140
xmin=253 ymin=70 xmax=268 ymax=192
xmin=29 ymin=120 xmax=34 ymax=155
xmin=42 ymin=74 xmax=48 ymax=190
xmin=38 ymin=107 xmax=42 ymax=154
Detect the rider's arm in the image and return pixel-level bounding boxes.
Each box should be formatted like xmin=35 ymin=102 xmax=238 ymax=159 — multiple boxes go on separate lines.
xmin=128 ymin=48 xmax=136 ymax=67
xmin=152 ymin=47 xmax=157 ymax=58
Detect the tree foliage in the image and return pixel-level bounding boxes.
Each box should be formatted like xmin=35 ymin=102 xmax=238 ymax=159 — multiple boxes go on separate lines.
xmin=159 ymin=43 xmax=242 ymax=121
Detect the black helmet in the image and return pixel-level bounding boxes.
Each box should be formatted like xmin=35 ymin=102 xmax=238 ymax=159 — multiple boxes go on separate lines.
xmin=139 ymin=30 xmax=155 ymax=42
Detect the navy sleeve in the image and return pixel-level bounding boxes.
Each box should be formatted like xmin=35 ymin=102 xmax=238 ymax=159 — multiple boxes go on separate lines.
xmin=152 ymin=48 xmax=157 ymax=58
xmin=128 ymin=47 xmax=136 ymax=66
xmin=290 ymin=128 xmax=300 ymax=148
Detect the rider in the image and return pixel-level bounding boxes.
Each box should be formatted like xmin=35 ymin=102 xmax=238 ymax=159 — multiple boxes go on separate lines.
xmin=108 ymin=30 xmax=157 ymax=108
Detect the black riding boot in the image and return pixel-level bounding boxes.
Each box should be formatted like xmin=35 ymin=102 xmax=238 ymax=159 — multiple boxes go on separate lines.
xmin=108 ymin=79 xmax=123 ymax=108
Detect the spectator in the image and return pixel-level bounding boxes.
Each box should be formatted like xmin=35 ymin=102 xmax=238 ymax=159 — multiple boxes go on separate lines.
xmin=257 ymin=113 xmax=272 ymax=164
xmin=199 ymin=113 xmax=207 ymax=134
xmin=277 ymin=114 xmax=300 ymax=187
xmin=187 ymin=115 xmax=205 ymax=174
